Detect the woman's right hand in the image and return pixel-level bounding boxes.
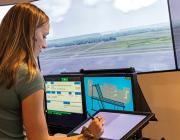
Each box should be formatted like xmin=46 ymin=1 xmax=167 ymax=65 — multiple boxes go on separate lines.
xmin=86 ymin=116 xmax=105 ymax=139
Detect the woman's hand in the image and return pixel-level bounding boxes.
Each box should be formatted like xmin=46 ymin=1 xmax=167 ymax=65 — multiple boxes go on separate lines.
xmin=87 ymin=116 xmax=105 ymax=139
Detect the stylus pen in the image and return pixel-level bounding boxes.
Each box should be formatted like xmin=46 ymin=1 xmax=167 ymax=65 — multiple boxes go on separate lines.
xmin=87 ymin=111 xmax=95 ymax=120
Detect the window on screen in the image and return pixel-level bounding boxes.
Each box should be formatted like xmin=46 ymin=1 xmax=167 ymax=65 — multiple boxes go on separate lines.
xmin=83 ymin=75 xmax=134 ymax=116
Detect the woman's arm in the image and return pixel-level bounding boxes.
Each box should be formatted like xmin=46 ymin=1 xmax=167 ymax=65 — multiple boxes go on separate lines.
xmin=22 ymin=90 xmax=102 ymax=140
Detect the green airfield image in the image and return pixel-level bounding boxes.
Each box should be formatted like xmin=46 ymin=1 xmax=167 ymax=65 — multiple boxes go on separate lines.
xmin=34 ymin=0 xmax=176 ymax=74
xmin=0 ymin=0 xmax=176 ymax=74
xmin=39 ymin=24 xmax=175 ymax=74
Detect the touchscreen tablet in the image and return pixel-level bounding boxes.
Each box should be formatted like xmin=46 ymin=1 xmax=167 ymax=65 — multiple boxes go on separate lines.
xmin=69 ymin=109 xmax=154 ymax=140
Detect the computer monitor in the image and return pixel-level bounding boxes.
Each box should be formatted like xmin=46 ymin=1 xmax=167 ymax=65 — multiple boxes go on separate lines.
xmin=83 ymin=73 xmax=136 ymax=117
xmin=44 ymin=74 xmax=86 ymax=133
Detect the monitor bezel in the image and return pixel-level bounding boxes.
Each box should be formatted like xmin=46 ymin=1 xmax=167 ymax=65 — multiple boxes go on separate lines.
xmin=43 ymin=74 xmax=87 ymax=132
xmin=83 ymin=72 xmax=137 ymax=113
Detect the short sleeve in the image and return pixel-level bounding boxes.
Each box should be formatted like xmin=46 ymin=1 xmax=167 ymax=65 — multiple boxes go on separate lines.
xmin=15 ymin=67 xmax=45 ymax=101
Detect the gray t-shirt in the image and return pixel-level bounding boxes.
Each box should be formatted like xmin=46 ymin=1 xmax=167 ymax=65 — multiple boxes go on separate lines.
xmin=0 ymin=65 xmax=44 ymax=140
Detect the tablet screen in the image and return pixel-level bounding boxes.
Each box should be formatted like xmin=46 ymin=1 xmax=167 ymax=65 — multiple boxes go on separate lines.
xmin=72 ymin=111 xmax=151 ymax=140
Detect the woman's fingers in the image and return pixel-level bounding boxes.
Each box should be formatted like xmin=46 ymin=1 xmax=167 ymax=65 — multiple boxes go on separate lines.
xmin=95 ymin=116 xmax=105 ymax=126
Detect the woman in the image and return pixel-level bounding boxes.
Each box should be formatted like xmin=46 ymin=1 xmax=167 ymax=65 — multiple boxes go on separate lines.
xmin=0 ymin=3 xmax=104 ymax=140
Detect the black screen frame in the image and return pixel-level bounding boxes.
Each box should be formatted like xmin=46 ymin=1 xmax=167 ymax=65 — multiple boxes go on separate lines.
xmin=80 ymin=68 xmax=155 ymax=120
xmin=68 ymin=109 xmax=154 ymax=140
xmin=82 ymin=72 xmax=137 ymax=113
xmin=43 ymin=74 xmax=87 ymax=133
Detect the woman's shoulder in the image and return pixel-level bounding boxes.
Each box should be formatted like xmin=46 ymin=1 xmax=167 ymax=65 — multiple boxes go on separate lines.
xmin=15 ymin=64 xmax=44 ymax=100
xmin=18 ymin=63 xmax=28 ymax=75
xmin=18 ymin=63 xmax=41 ymax=76
xmin=17 ymin=64 xmax=43 ymax=85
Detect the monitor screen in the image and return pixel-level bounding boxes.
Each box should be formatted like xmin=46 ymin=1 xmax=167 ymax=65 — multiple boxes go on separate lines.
xmin=44 ymin=74 xmax=86 ymax=131
xmin=83 ymin=73 xmax=135 ymax=116
xmin=33 ymin=0 xmax=176 ymax=74
xmin=0 ymin=0 xmax=179 ymax=74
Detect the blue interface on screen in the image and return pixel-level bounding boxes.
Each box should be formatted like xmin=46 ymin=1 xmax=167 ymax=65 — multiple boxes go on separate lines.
xmin=44 ymin=76 xmax=85 ymax=129
xmin=84 ymin=76 xmax=134 ymax=116
xmin=45 ymin=80 xmax=83 ymax=115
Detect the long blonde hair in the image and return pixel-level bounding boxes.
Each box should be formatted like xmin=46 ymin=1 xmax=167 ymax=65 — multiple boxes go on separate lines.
xmin=0 ymin=3 xmax=49 ymax=88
